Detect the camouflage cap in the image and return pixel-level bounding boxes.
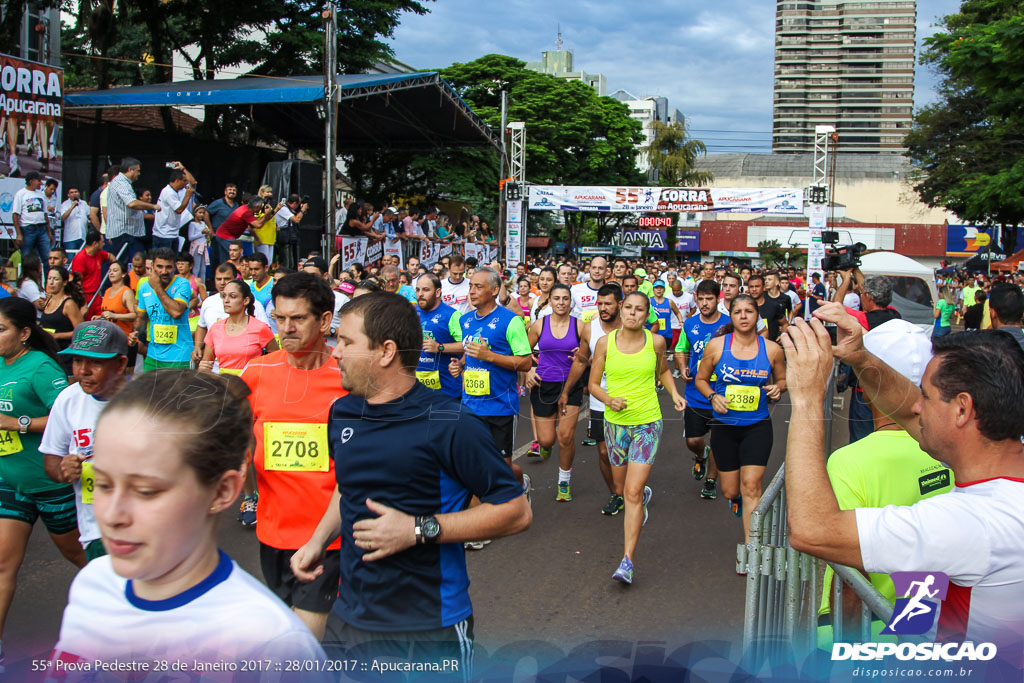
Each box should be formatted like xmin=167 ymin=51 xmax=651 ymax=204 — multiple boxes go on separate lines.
xmin=58 ymin=320 xmax=129 ymax=359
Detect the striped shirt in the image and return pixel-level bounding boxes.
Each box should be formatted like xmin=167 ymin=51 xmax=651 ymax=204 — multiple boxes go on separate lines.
xmin=105 ymin=173 xmax=145 ymax=239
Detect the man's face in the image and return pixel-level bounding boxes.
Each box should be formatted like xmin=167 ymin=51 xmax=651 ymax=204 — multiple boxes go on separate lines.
xmin=48 ymin=251 xmax=66 ymax=269
xmin=225 ymin=185 xmax=237 ymax=199
xmin=45 ymin=184 xmax=57 ymax=197
xmin=671 ymin=281 xmax=683 ymax=296
xmin=468 ymin=271 xmax=497 ymax=309
xmin=747 ymin=279 xmax=764 ymax=300
xmin=383 ymin=271 xmax=400 ymax=293
xmin=407 ymin=257 xmax=419 ymax=272
xmin=302 ymin=264 xmax=326 ymax=280
xmin=68 ymin=189 xmax=80 ymax=202
xmin=228 ymin=244 xmax=243 ymax=261
xmin=170 ymin=178 xmax=187 ymax=191
xmin=780 ymin=279 xmax=791 ymax=292
xmin=590 ymin=258 xmax=607 ymax=283
xmin=153 ymin=258 xmax=175 ymax=286
xmin=416 ymin=280 xmax=440 ymax=311
xmin=613 ymin=262 xmax=627 ymax=279
xmin=27 ymin=178 xmax=42 ymax=191
xmin=516 ymin=264 xmax=526 ymax=276
xmin=431 ymin=263 xmax=443 ymax=275
xmin=597 ymin=294 xmax=620 ymax=322
xmin=621 ymin=278 xmax=638 ymax=295
xmin=557 ymin=266 xmax=573 ymax=286
xmin=696 ymin=292 xmax=717 ymax=317
xmin=248 ymin=260 xmax=267 ymax=283
xmin=72 ymin=356 xmax=125 ymax=396
xmin=449 ymin=261 xmax=466 ymax=283
xmin=275 ymin=296 xmax=330 ymax=356
xmin=765 ymin=274 xmax=779 ymax=291
xmin=722 ymin=277 xmax=740 ymax=301
xmin=332 ymin=312 xmax=382 ymax=397
xmin=124 ymin=165 xmax=141 ymax=181
xmin=214 ymin=268 xmax=235 ymax=294
xmin=912 ymin=360 xmax=956 ymax=462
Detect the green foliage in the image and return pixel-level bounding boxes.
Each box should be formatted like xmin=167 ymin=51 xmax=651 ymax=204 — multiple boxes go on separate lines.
xmin=644 ymin=120 xmax=714 ymax=187
xmin=906 ymin=0 xmax=1024 ymax=254
xmin=756 ymin=239 xmax=790 ymax=268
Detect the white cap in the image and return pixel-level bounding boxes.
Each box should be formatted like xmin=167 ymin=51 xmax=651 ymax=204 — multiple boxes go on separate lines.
xmin=531 ymin=268 xmax=541 ymax=274
xmin=863 ymin=319 xmax=933 ymax=386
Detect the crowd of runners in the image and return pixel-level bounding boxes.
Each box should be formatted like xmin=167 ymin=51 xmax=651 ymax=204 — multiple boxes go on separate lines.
xmin=1 ymin=164 xmax=1023 ymax=677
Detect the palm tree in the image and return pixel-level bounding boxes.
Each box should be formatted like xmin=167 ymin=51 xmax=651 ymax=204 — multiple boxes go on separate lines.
xmin=643 ymin=121 xmax=714 ymax=187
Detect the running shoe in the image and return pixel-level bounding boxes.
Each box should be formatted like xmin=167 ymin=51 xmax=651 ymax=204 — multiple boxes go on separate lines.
xmin=581 ymin=437 xmax=597 ymax=446
xmin=526 ymin=440 xmax=540 ymax=457
xmin=692 ymin=446 xmax=709 ymax=480
xmin=8 ymin=153 xmax=19 ymax=177
xmin=601 ymin=493 xmax=624 ymax=516
xmin=539 ymin=445 xmax=552 ymax=461
xmin=522 ymin=473 xmax=532 ymax=504
xmin=642 ymin=485 xmax=652 ymax=526
xmin=612 ymin=557 xmax=634 ymax=585
xmin=238 ymin=494 xmax=257 ymax=526
xmin=464 ymin=540 xmax=491 ymax=551
xmin=730 ymin=496 xmax=743 ymax=517
xmin=556 ymin=481 xmax=572 ymax=501
xmin=672 ymin=369 xmax=681 ymax=379
xmin=700 ymin=478 xmax=717 ymax=500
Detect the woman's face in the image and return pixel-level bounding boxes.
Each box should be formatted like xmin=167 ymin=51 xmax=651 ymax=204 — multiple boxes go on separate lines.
xmin=550 ymin=288 xmax=572 ymax=316
xmin=46 ymin=270 xmax=65 ymax=294
xmin=140 ymin=190 xmax=152 ymax=203
xmin=176 ymin=260 xmax=191 ymax=276
xmin=518 ymin=280 xmax=531 ymax=298
xmin=91 ymin=410 xmax=219 ymax=583
xmin=222 ymin=285 xmax=249 ymax=315
xmin=730 ymin=300 xmax=758 ymax=333
xmin=0 ymin=312 xmax=30 ymax=359
xmin=108 ymin=263 xmax=124 ymax=285
xmin=539 ymin=271 xmax=555 ymax=293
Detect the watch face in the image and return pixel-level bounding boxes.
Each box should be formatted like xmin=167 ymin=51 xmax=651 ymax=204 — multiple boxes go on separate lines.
xmin=423 ymin=518 xmax=441 ymax=539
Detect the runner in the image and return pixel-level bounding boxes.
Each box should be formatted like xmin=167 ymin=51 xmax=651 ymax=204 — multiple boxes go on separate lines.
xmin=0 ymin=298 xmax=81 ymax=671
xmin=415 ymin=273 xmax=464 ymax=399
xmin=675 ymin=279 xmax=730 ymax=500
xmin=192 ymin=262 xmax=270 ymax=366
xmin=589 ymin=292 xmax=685 ymax=584
xmin=525 ymin=284 xmax=585 ymax=500
xmin=175 ymin=251 xmax=206 ymax=334
xmin=563 ymin=284 xmax=625 ymax=514
xmin=748 ymin=274 xmax=788 ymax=341
xmin=650 ymin=280 xmax=683 ymax=354
xmin=694 ymin=294 xmax=787 ymax=544
xmin=240 ymin=272 xmax=345 ymax=639
xmin=513 ymin=277 xmax=534 ymax=321
xmin=441 ymin=254 xmax=472 ymax=314
xmin=51 ymin=369 xmax=326 ymax=669
xmin=98 ymin=261 xmax=138 ymax=374
xmin=41 ymin=321 xmax=130 ymax=562
xmin=134 ymin=247 xmax=192 ymax=372
xmin=199 ymin=280 xmax=277 ymax=376
xmin=571 ymin=256 xmax=608 ymax=322
xmin=666 ymin=278 xmax=695 ymax=364
xmin=720 ymin=272 xmax=767 ymax=336
xmin=292 ymin=293 xmax=530 ymax=677
xmin=245 ymin=252 xmax=274 ymax=313
xmin=620 ymin=274 xmax=660 ymax=329
xmin=530 ymin=266 xmax=558 ymax=322
xmin=39 ymin=267 xmax=85 ymax=377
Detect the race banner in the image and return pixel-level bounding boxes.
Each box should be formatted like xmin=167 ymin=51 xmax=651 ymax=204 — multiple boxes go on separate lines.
xmin=339 ymin=236 xmax=367 ymax=269
xmin=528 ymin=186 xmax=803 ymax=215
xmin=365 ymin=238 xmax=383 ymax=266
xmin=439 ymin=243 xmax=453 ymax=260
xmin=464 ymin=243 xmax=487 ymax=264
xmin=419 ymin=240 xmax=439 ymax=267
xmin=488 ymin=245 xmax=498 ymax=263
xmin=383 ymin=237 xmax=403 ymax=269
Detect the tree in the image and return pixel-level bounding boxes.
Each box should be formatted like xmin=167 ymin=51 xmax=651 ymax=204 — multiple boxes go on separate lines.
xmin=905 ymin=0 xmax=1024 ymax=256
xmin=757 ymin=239 xmax=791 ymax=268
xmin=643 ymin=121 xmax=714 ymax=187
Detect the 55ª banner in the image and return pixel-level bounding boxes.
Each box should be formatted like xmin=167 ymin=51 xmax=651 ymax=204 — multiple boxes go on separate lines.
xmin=528 ymin=186 xmax=803 ymax=215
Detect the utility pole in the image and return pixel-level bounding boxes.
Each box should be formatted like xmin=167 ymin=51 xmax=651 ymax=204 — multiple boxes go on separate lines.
xmin=323 ymin=4 xmax=339 ymax=261
xmin=505 ymin=121 xmax=526 ymax=267
xmin=498 ymin=90 xmax=508 ymax=252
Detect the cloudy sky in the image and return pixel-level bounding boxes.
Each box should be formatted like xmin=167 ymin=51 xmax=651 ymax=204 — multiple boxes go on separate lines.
xmin=388 ymin=0 xmax=962 ymax=153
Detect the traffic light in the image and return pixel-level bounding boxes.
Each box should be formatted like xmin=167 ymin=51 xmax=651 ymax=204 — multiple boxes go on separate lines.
xmin=808 ymin=185 xmax=828 ymax=204
xmin=505 ymin=182 xmax=521 ymax=202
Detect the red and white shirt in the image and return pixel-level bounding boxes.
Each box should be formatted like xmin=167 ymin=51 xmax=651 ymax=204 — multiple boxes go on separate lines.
xmin=855 ymin=477 xmax=1024 ymax=666
xmin=441 ymin=277 xmax=471 ymax=315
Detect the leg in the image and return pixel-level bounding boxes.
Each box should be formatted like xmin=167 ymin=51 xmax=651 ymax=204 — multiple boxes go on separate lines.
xmin=0 ymin=519 xmax=33 ymax=639
xmin=717 ymin=469 xmax=740 ymax=502
xmin=293 ymin=608 xmax=329 ymax=641
xmin=738 ymin=465 xmax=768 ymax=544
xmin=597 ymin=443 xmax=614 ymax=492
xmin=49 ymin=529 xmax=87 ymax=568
xmin=533 ymin=413 xmax=556 ymax=449
xmin=556 ymin=405 xmax=580 ymax=471
xmin=622 ymin=461 xmax=653 ymax=561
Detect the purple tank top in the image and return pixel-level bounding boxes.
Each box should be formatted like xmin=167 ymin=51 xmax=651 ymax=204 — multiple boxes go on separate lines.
xmin=537 ymin=315 xmax=579 ymax=382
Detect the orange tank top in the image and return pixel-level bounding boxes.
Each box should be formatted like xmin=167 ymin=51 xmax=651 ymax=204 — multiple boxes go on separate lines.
xmin=102 ymin=285 xmax=133 ymax=337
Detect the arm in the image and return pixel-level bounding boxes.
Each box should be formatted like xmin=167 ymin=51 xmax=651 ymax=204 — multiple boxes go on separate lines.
xmin=174 ymin=186 xmax=195 ymax=214
xmin=192 ymin=320 xmax=207 ymax=364
xmin=834 ymin=269 xmax=853 ymax=304
xmin=115 ymin=289 xmax=137 ymax=322
xmin=147 ymin=279 xmax=187 ymax=319
xmin=653 ymin=335 xmax=685 ymax=412
xmin=127 ymin=199 xmax=158 ymax=211
xmin=779 ymin=318 xmax=864 ymax=570
xmin=694 ymin=338 xmax=729 ymax=414
xmin=135 ymin=308 xmax=148 ymax=338
xmin=61 ymin=300 xmax=84 ymax=338
xmin=559 ymin=325 xmax=592 ymax=410
xmin=587 ymin=336 xmax=622 ymax=410
xmin=763 ymin=342 xmax=787 ymax=400
xmin=291 ymin=487 xmax=342 ymax=581
xmin=89 ymin=206 xmax=101 ymax=230
xmin=61 ymin=201 xmax=77 ymax=221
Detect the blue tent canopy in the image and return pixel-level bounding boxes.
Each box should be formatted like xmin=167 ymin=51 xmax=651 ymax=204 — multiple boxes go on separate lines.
xmin=65 ymin=72 xmax=498 ymax=151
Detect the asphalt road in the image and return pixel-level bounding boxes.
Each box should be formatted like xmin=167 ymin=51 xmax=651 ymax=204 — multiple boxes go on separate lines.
xmin=7 ymin=390 xmax=851 ymax=678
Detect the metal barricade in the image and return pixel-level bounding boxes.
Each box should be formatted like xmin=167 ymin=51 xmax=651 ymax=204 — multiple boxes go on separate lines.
xmin=739 ymin=361 xmax=902 ymax=666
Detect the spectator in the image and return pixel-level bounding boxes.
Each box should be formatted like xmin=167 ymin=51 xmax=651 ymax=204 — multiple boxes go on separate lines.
xmin=87 ymin=171 xmax=111 ymax=232
xmin=273 ymin=193 xmax=309 ymax=268
xmin=963 ymin=290 xmax=987 ymax=330
xmin=214 ymin=196 xmax=281 ymax=268
xmin=206 ymin=183 xmax=238 ymax=231
xmin=12 ymin=171 xmax=51 ymax=270
xmin=48 ymin=248 xmax=68 ymax=272
xmin=71 ymin=229 xmax=116 ymax=320
xmin=105 ymin=157 xmax=158 ymax=261
xmin=17 ymin=253 xmax=46 ymax=312
xmin=60 ymin=188 xmax=90 ymax=253
xmin=43 ymin=178 xmax=60 ymax=239
xmin=152 ymin=163 xmax=197 ymax=251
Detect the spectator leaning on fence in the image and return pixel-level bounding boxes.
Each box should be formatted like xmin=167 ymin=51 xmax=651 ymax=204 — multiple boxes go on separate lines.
xmin=105 ymin=158 xmax=158 ymax=261
xmin=783 ymin=302 xmax=1024 ymax=669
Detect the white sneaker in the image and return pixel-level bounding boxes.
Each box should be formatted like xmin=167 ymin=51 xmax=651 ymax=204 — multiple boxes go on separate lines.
xmin=521 ymin=472 xmax=532 ymax=504
xmin=8 ymin=153 xmax=18 ymax=177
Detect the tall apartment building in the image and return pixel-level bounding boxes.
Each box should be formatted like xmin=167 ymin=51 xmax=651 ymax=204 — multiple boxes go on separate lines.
xmin=608 ymin=90 xmax=684 ymax=179
xmin=772 ymin=0 xmax=916 ymax=154
xmin=525 ymin=33 xmax=607 ymax=96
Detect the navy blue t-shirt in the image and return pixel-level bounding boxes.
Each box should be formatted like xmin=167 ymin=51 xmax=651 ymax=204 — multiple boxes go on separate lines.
xmin=328 ymin=381 xmax=523 ymax=632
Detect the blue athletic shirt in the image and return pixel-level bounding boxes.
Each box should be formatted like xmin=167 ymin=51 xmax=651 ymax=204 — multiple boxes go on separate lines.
xmin=417 ymin=302 xmax=463 ymax=398
xmin=460 ymin=305 xmax=531 ymax=417
xmin=328 ymin=382 xmax=524 ymax=631
xmin=651 ymin=296 xmax=673 ymax=339
xmin=246 ymin=278 xmax=274 ymax=309
xmin=675 ymin=313 xmax=728 ymax=410
xmin=137 ymin=275 xmax=193 ymax=363
xmin=712 ymin=333 xmax=773 ymax=426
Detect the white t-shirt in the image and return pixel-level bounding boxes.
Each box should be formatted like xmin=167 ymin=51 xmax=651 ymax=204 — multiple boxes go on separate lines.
xmin=588 ymin=316 xmax=614 ymax=412
xmin=667 ymin=291 xmax=695 ymax=329
xmin=441 ymin=277 xmax=471 ymax=315
xmin=275 ymin=205 xmax=295 ymax=229
xmin=99 ymin=186 xmax=110 ymax=234
xmin=785 ymin=289 xmax=801 ymax=313
xmin=61 ymin=199 xmax=91 ymax=244
xmin=570 ymin=282 xmax=603 ymax=322
xmin=197 ymin=292 xmax=270 ymax=329
xmin=39 ymin=384 xmax=106 ymax=545
xmin=153 ymin=185 xmax=186 ymax=239
xmin=13 ymin=187 xmax=47 ymax=226
xmin=53 ymin=553 xmax=326 ymax=667
xmin=856 ymin=478 xmax=1024 ymax=666
xmin=18 ymin=279 xmax=44 ymax=304
xmin=329 ymin=290 xmax=350 ymax=333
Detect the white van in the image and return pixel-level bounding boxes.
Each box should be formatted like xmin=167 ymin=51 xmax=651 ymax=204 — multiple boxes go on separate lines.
xmin=858 ymin=252 xmax=938 ymax=335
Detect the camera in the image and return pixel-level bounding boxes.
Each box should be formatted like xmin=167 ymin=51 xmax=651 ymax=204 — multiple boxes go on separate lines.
xmin=302 ymin=195 xmax=309 ymax=204
xmin=165 ymin=161 xmax=177 ymax=169
xmin=821 ymin=242 xmax=866 ymax=271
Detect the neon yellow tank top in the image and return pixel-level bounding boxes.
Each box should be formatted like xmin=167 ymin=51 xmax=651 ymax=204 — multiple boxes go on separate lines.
xmin=604 ymin=329 xmax=661 ymax=426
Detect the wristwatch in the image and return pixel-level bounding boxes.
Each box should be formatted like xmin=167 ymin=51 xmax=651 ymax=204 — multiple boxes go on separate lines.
xmin=18 ymin=416 xmax=31 ymax=434
xmin=414 ymin=515 xmax=441 ymax=545
xmin=438 ymin=343 xmax=445 ymax=354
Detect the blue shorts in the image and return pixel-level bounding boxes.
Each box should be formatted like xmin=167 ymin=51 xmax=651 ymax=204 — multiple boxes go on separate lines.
xmin=604 ymin=421 xmax=663 ymax=467
xmin=0 ymin=479 xmax=78 ymax=534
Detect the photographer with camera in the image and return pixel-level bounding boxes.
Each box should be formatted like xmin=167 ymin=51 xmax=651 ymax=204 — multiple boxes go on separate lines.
xmin=273 ymin=194 xmax=309 ymax=270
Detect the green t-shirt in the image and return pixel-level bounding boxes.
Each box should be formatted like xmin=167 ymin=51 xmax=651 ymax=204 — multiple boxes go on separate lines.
xmin=817 ymin=430 xmax=954 ymax=640
xmin=936 ymin=299 xmax=954 ymax=327
xmin=0 ymin=349 xmax=69 ymax=493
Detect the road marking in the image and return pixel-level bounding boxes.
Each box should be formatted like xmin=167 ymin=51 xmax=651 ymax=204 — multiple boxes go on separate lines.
xmin=512 ymin=407 xmax=591 ymax=461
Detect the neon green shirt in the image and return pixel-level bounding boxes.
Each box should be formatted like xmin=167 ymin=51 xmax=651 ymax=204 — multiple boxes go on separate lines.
xmin=604 ymin=329 xmax=661 ymax=426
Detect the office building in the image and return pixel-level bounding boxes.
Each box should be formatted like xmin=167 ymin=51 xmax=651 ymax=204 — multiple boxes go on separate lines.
xmin=609 ymin=90 xmax=684 ymax=179
xmin=526 ymin=32 xmax=607 ymax=96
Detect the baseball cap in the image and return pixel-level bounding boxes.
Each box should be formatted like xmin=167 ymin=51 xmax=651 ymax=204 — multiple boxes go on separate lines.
xmin=653 ymin=280 xmax=666 ymax=288
xmin=635 ymin=268 xmax=648 ymax=278
xmin=337 ymin=281 xmax=356 ymax=296
xmin=59 ymin=321 xmax=129 ymax=359
xmin=863 ymin=319 xmax=933 ymax=386
xmin=384 ymin=206 xmax=398 ymax=214
xmin=531 ymin=268 xmax=541 ymax=275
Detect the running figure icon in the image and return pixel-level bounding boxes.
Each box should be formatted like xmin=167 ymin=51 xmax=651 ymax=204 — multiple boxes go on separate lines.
xmin=888 ymin=574 xmax=939 ymax=630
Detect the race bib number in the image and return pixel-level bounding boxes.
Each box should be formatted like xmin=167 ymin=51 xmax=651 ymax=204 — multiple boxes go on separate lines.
xmin=42 ymin=328 xmax=56 ymax=335
xmin=580 ymin=310 xmax=596 ymax=323
xmin=264 ymin=422 xmax=329 ymax=472
xmin=725 ymin=385 xmax=760 ymax=411
xmin=0 ymin=430 xmax=23 ymax=456
xmin=219 ymin=368 xmax=243 ymax=376
xmin=464 ymin=369 xmax=490 ymax=396
xmin=152 ymin=324 xmax=178 ymax=345
xmin=416 ymin=370 xmax=441 ymax=390
xmin=81 ymin=461 xmax=95 ymax=504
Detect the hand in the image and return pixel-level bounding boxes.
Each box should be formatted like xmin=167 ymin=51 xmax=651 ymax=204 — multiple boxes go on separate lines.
xmin=672 ymin=393 xmax=686 ymax=412
xmin=290 ymin=541 xmax=327 ymax=583
xmin=464 ymin=338 xmax=490 ymax=361
xmin=765 ymin=384 xmax=782 ymax=401
xmin=102 ymin=310 xmax=114 ymax=321
xmin=710 ymin=394 xmax=729 ymax=414
xmin=682 ymin=367 xmax=693 ymax=382
xmin=779 ymin=318 xmax=834 ymax=406
xmin=811 ymin=302 xmax=865 ymax=363
xmin=448 ymin=357 xmax=462 ymax=378
xmin=557 ymin=392 xmax=568 ymax=416
xmin=300 ymin=203 xmax=309 ymax=213
xmin=524 ymin=367 xmax=540 ymax=389
xmin=14 ymin=234 xmax=22 ymax=248
xmin=191 ymin=346 xmax=204 ymax=363
xmin=127 ymin=331 xmax=139 ymax=347
xmin=607 ymin=396 xmax=627 ymax=412
xmin=153 ymin=204 xmax=161 ymax=212
xmin=198 ymin=360 xmax=214 ymax=373
xmin=91 ymin=314 xmax=103 ymax=321
xmin=60 ymin=453 xmax=84 ymax=482
xmin=422 ymin=337 xmax=440 ymax=353
xmin=351 ymin=498 xmax=415 ymax=562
